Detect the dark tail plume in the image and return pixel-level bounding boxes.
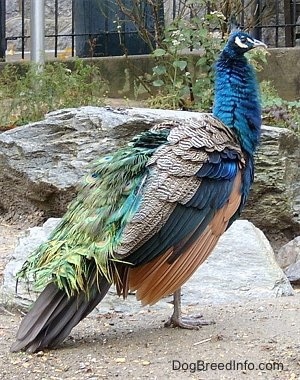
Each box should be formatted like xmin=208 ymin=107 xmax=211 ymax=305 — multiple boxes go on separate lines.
xmin=11 ymin=276 xmax=111 ymax=353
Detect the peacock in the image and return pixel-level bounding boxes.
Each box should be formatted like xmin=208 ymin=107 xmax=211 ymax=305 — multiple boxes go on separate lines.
xmin=11 ymin=30 xmax=266 ymax=353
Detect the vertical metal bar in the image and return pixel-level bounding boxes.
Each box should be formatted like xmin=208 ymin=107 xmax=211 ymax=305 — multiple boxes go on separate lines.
xmin=275 ymin=0 xmax=279 ymax=46
xmin=172 ymin=0 xmax=176 ymax=19
xmin=0 ymin=0 xmax=6 ymax=61
xmin=292 ymin=0 xmax=297 ymax=45
xmin=241 ymin=0 xmax=245 ymax=28
xmin=71 ymin=0 xmax=75 ymax=56
xmin=293 ymin=0 xmax=297 ymax=23
xmin=105 ymin=0 xmax=108 ymax=56
xmin=21 ymin=0 xmax=25 ymax=59
xmin=284 ymin=0 xmax=292 ymax=46
xmin=253 ymin=0 xmax=262 ymax=40
xmin=30 ymin=0 xmax=45 ymax=65
xmin=54 ymin=0 xmax=58 ymax=57
xmin=296 ymin=0 xmax=300 ymax=45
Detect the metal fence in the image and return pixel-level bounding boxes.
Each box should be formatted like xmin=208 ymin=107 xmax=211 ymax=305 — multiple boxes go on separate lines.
xmin=0 ymin=0 xmax=300 ymax=61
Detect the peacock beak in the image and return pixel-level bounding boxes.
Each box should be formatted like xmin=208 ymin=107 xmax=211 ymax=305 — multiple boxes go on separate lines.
xmin=252 ymin=39 xmax=267 ymax=49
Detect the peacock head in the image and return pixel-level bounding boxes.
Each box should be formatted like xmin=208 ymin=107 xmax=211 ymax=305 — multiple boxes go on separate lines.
xmin=223 ymin=31 xmax=267 ymax=58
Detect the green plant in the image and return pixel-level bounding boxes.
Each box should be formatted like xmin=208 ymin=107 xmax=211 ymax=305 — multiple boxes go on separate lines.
xmin=260 ymin=81 xmax=300 ymax=132
xmin=147 ymin=9 xmax=226 ymax=110
xmin=0 ymin=60 xmax=107 ymax=129
xmin=246 ymin=46 xmax=269 ymax=71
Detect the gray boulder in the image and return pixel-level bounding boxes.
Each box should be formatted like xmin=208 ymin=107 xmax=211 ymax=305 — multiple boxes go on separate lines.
xmin=244 ymin=125 xmax=300 ymax=235
xmin=275 ymin=236 xmax=300 ymax=284
xmin=1 ymin=219 xmax=294 ymax=312
xmin=183 ymin=220 xmax=294 ymax=305
xmin=285 ymin=261 xmax=300 ymax=284
xmin=0 ymin=107 xmax=157 ymax=224
xmin=0 ymin=106 xmax=299 ymax=237
xmin=1 ymin=218 xmax=61 ymax=310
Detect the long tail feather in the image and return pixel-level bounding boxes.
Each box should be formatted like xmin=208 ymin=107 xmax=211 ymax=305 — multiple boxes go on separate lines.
xmin=11 ymin=277 xmax=111 ymax=353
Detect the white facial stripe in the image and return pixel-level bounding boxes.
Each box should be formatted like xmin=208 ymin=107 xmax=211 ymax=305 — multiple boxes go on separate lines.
xmin=247 ymin=37 xmax=253 ymax=44
xmin=234 ymin=36 xmax=248 ymax=49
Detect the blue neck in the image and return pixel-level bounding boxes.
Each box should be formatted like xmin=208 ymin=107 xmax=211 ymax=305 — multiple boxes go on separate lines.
xmin=212 ymin=51 xmax=261 ymax=154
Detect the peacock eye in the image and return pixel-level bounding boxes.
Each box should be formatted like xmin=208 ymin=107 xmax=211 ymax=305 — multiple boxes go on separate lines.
xmin=240 ymin=36 xmax=247 ymax=43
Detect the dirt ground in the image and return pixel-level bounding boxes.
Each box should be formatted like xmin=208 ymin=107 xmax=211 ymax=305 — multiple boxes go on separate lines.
xmin=0 ymin=222 xmax=300 ymax=380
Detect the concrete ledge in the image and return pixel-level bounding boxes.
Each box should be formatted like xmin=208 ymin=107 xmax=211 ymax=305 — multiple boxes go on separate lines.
xmin=0 ymin=48 xmax=299 ymax=100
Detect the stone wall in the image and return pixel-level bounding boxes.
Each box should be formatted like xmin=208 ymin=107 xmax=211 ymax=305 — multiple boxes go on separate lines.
xmin=6 ymin=0 xmax=72 ymax=53
xmin=63 ymin=50 xmax=300 ymax=101
xmin=1 ymin=47 xmax=299 ymax=101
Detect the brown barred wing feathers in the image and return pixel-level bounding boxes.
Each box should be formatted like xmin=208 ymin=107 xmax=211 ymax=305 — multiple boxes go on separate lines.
xmin=115 ymin=115 xmax=245 ymax=304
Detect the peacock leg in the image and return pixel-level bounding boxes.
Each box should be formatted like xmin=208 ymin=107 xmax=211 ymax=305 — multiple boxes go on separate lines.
xmin=164 ymin=288 xmax=215 ymax=329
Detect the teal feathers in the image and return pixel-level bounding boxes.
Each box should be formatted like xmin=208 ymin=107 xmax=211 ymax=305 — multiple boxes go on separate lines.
xmin=213 ymin=31 xmax=266 ymax=154
xmin=18 ymin=129 xmax=170 ymax=295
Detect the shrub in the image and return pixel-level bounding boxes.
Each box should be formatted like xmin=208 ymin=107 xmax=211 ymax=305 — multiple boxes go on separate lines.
xmin=0 ymin=60 xmax=107 ymax=129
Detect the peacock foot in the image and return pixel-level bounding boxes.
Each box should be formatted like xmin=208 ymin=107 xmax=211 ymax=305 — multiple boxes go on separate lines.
xmin=164 ymin=314 xmax=215 ymax=329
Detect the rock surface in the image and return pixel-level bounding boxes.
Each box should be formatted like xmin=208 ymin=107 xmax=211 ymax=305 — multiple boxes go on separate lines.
xmin=1 ymin=218 xmax=60 ymax=310
xmin=183 ymin=220 xmax=294 ymax=305
xmin=0 ymin=107 xmax=157 ymax=223
xmin=285 ymin=261 xmax=300 ymax=284
xmin=0 ymin=106 xmax=299 ymax=236
xmin=244 ymin=124 xmax=300 ymax=235
xmin=1 ymin=219 xmax=294 ymax=312
xmin=275 ymin=236 xmax=300 ymax=283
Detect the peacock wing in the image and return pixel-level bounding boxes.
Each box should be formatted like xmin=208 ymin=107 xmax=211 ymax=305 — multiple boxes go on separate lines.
xmin=114 ymin=114 xmax=245 ymax=304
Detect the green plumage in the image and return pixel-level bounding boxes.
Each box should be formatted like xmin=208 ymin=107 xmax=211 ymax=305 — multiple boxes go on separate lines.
xmin=18 ymin=129 xmax=170 ymax=296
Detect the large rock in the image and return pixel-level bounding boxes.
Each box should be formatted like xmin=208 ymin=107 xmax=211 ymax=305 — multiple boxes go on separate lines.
xmin=1 ymin=219 xmax=294 ymax=312
xmin=183 ymin=220 xmax=294 ymax=305
xmin=1 ymin=218 xmax=60 ymax=310
xmin=275 ymin=236 xmax=300 ymax=284
xmin=244 ymin=125 xmax=300 ymax=235
xmin=0 ymin=106 xmax=299 ymax=236
xmin=0 ymin=107 xmax=158 ymax=223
